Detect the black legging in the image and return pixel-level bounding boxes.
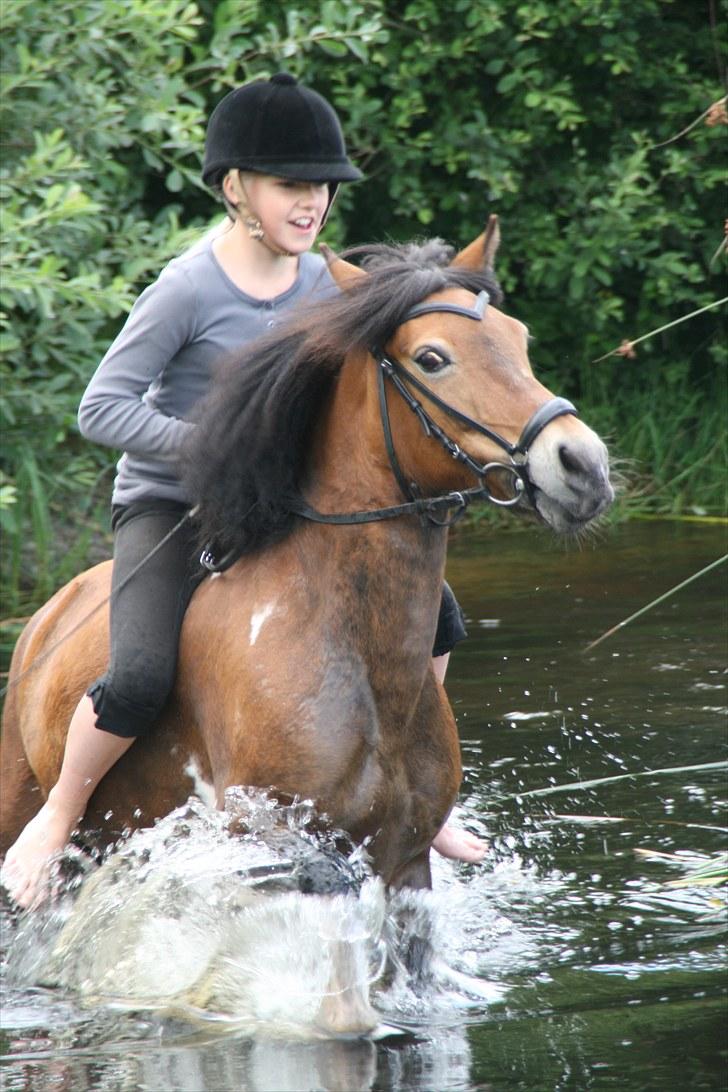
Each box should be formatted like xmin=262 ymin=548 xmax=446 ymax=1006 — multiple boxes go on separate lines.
xmin=87 ymin=500 xmax=203 ymax=737
xmin=88 ymin=499 xmax=467 ymax=738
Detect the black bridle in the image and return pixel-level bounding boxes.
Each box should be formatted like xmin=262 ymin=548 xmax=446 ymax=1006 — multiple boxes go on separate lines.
xmin=288 ymin=290 xmax=577 ymax=528
xmin=201 ymin=290 xmax=577 ymax=570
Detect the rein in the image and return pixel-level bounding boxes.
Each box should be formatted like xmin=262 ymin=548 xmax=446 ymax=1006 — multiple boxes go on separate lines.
xmin=287 ymin=290 xmax=577 ymax=530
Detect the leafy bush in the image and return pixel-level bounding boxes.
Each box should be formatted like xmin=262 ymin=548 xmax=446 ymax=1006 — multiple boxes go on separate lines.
xmin=1 ymin=0 xmax=209 ymax=609
xmin=1 ymin=0 xmax=725 ymax=614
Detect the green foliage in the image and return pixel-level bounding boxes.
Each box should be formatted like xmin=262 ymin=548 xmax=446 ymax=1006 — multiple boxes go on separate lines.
xmin=1 ymin=0 xmax=726 ymax=614
xmin=1 ymin=0 xmax=211 ymax=611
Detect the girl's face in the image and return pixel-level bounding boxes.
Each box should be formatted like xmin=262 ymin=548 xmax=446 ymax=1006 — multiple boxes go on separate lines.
xmin=242 ymin=173 xmax=330 ymax=254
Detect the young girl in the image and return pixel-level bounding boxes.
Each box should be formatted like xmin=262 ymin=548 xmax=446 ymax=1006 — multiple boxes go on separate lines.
xmin=1 ymin=74 xmax=484 ymax=908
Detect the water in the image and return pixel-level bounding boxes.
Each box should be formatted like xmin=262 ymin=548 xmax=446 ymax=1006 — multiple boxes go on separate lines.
xmin=1 ymin=520 xmax=726 ymax=1090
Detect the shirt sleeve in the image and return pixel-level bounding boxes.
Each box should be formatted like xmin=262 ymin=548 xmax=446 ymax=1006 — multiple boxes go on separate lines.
xmin=77 ymin=262 xmax=197 ymax=459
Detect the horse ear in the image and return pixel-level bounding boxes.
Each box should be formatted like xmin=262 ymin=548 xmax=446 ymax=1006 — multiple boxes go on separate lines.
xmin=320 ymin=243 xmax=367 ymax=289
xmin=450 ymin=214 xmax=500 ymax=273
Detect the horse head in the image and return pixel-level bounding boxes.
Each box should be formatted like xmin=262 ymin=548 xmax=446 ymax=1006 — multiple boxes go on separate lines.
xmin=186 ymin=220 xmax=612 ymax=563
xmin=321 ymin=217 xmax=613 ymax=534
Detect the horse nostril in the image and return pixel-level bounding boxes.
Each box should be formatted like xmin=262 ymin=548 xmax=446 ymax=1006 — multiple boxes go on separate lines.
xmin=559 ymin=444 xmax=587 ymax=475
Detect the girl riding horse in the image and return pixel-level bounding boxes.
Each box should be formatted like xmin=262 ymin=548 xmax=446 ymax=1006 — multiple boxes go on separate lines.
xmin=1 ymin=74 xmax=482 ymax=908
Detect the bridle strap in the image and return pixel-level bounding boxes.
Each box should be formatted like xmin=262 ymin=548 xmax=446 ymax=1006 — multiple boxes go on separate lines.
xmin=402 ymin=290 xmax=489 ymax=323
xmin=376 ymin=353 xmax=419 ymax=502
xmin=513 ymin=396 xmax=577 ymax=456
xmin=381 ymin=356 xmax=511 ymax=466
xmin=283 ymin=364 xmax=575 ymax=532
xmin=381 ymin=354 xmax=577 ymax=462
xmin=289 ymin=485 xmax=489 ymax=527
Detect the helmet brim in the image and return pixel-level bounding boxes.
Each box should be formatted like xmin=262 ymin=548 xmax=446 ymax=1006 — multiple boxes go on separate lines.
xmin=203 ymin=157 xmax=363 ymax=186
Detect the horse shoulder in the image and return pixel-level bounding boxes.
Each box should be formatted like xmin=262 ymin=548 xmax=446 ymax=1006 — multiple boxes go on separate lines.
xmin=174 ymin=558 xmax=384 ymax=812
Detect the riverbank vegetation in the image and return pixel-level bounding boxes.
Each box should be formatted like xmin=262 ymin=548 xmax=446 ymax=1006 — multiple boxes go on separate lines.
xmin=1 ymin=0 xmax=726 ymax=615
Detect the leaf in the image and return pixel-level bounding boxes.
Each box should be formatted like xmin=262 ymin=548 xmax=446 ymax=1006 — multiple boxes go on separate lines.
xmin=166 ymin=169 xmax=184 ymax=192
xmin=317 ymin=38 xmax=348 ymax=58
xmin=343 ymin=37 xmax=368 ymax=63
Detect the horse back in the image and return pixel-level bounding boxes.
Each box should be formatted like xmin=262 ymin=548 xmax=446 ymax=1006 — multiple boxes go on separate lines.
xmin=0 ymin=564 xmax=113 ymax=848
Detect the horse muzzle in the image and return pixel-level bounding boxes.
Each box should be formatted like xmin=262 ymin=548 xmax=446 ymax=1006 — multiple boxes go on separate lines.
xmin=525 ymin=424 xmax=614 ymax=532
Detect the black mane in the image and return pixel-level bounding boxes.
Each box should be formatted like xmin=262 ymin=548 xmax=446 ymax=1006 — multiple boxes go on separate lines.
xmin=183 ymin=239 xmax=501 ymax=559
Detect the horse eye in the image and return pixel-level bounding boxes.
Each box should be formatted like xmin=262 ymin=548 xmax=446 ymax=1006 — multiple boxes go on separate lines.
xmin=414 ymin=348 xmax=450 ymax=372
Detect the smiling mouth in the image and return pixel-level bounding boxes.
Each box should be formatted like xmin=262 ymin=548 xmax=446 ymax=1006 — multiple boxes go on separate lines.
xmin=290 ymin=217 xmax=315 ymax=230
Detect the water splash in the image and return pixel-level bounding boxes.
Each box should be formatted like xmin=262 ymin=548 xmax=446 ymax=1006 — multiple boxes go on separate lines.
xmin=2 ymin=792 xmax=560 ymax=1050
xmin=6 ymin=792 xmax=387 ymax=1039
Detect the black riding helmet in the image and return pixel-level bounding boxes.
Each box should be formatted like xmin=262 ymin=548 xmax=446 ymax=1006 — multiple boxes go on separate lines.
xmin=202 ymin=73 xmax=362 ymax=187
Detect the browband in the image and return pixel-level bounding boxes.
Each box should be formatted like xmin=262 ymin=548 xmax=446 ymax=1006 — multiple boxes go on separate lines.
xmin=403 ymin=290 xmax=489 ymax=323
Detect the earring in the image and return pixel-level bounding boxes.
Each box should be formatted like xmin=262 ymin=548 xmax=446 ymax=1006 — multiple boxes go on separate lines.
xmin=244 ymin=216 xmax=265 ymax=241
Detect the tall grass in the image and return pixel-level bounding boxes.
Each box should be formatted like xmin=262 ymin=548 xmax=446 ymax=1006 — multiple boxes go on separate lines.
xmin=590 ymin=381 xmax=727 ymax=518
xmin=1 ymin=445 xmax=112 ymax=623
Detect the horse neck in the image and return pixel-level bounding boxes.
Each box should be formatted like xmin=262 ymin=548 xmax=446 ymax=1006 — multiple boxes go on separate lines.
xmin=306 ymin=347 xmax=393 ymax=509
xmin=294 ymin=351 xmax=451 ymax=690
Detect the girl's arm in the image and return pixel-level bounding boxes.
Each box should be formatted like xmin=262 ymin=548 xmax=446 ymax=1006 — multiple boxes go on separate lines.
xmin=78 ymin=264 xmax=197 ymax=459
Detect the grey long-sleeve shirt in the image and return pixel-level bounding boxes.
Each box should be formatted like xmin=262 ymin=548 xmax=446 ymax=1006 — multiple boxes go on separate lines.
xmin=78 ymin=240 xmax=335 ymax=506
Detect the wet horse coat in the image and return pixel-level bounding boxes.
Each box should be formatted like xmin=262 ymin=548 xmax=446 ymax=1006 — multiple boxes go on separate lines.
xmin=0 ymin=221 xmax=613 ymax=888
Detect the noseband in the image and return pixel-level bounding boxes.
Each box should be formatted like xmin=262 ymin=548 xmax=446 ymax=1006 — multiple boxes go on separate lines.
xmin=289 ymin=289 xmax=577 ymax=530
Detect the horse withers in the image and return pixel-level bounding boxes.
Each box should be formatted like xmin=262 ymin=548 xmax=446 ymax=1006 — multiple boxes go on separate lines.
xmin=0 ymin=218 xmax=613 ymax=899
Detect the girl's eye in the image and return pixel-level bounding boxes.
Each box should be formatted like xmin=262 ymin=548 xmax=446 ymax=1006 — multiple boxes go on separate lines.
xmin=414 ymin=348 xmax=450 ymax=372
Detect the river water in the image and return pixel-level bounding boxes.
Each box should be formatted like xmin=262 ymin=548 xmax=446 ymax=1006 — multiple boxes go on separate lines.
xmin=1 ymin=520 xmax=726 ymax=1091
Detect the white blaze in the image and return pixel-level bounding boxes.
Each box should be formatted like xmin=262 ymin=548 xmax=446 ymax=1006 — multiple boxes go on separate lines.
xmin=183 ymin=757 xmax=216 ymax=809
xmin=250 ymin=602 xmax=275 ymax=646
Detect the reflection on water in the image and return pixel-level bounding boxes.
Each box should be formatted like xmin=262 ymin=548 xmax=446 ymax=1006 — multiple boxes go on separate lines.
xmin=1 ymin=521 xmax=726 ymax=1091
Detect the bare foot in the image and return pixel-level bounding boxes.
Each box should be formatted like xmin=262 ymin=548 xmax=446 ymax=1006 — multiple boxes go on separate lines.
xmin=432 ymin=823 xmax=487 ymax=863
xmin=0 ymin=801 xmax=78 ymax=909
